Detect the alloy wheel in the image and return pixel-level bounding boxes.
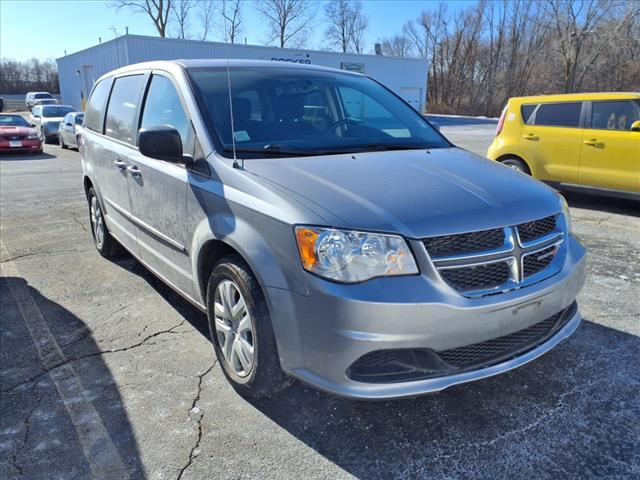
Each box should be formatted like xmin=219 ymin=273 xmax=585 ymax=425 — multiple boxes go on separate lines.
xmin=214 ymin=279 xmax=255 ymax=377
xmin=90 ymin=196 xmax=105 ymax=249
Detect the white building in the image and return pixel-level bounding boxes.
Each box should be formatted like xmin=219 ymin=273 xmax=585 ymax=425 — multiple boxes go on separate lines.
xmin=56 ymin=34 xmax=428 ymax=112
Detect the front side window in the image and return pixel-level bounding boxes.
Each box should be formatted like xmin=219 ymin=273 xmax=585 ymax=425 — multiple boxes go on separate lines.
xmin=188 ymin=67 xmax=448 ymax=158
xmin=591 ymin=100 xmax=640 ymax=131
xmin=105 ymin=74 xmax=145 ymax=144
xmin=140 ymin=74 xmax=190 ymax=150
xmin=533 ymin=102 xmax=582 ymax=128
xmin=85 ymin=79 xmax=112 ymax=132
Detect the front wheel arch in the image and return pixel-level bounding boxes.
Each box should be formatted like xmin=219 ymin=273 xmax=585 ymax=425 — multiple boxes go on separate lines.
xmin=496 ymin=154 xmax=532 ymax=175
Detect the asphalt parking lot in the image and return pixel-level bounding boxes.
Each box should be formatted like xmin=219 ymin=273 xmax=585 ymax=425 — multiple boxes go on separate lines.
xmin=1 ymin=120 xmax=639 ymax=479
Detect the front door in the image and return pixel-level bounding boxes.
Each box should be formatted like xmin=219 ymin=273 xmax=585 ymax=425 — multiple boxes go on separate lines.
xmin=518 ymin=101 xmax=584 ymax=183
xmin=126 ymin=73 xmax=194 ymax=297
xmin=580 ymin=99 xmax=640 ymax=193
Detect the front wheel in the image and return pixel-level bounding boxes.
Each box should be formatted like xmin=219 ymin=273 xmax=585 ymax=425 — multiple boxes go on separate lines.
xmin=206 ymin=255 xmax=291 ymax=399
xmin=87 ymin=187 xmax=122 ymax=258
xmin=59 ymin=134 xmax=68 ymax=149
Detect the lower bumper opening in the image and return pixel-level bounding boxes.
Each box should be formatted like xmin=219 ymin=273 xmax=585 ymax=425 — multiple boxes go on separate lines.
xmin=346 ymin=302 xmax=578 ymax=384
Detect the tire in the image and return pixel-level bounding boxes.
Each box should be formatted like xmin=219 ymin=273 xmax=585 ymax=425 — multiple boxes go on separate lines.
xmin=59 ymin=134 xmax=68 ymax=149
xmin=206 ymin=254 xmax=291 ymax=399
xmin=87 ymin=187 xmax=122 ymax=258
xmin=501 ymin=157 xmax=531 ymax=175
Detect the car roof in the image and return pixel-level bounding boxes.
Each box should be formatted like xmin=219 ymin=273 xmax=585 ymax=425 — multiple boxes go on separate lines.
xmin=510 ymin=92 xmax=640 ymax=103
xmin=100 ymin=59 xmax=360 ymax=80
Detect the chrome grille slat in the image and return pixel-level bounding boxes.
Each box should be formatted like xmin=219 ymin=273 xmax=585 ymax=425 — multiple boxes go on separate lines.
xmin=424 ymin=215 xmax=566 ymax=297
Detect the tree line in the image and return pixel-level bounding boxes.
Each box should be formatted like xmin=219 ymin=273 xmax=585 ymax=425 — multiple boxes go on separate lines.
xmin=0 ymin=58 xmax=59 ymax=94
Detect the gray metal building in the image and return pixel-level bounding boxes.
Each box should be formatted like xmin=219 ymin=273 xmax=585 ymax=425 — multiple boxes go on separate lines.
xmin=56 ymin=34 xmax=428 ymax=111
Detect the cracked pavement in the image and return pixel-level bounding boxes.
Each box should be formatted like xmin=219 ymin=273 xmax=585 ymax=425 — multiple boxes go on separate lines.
xmin=1 ymin=125 xmax=639 ymax=479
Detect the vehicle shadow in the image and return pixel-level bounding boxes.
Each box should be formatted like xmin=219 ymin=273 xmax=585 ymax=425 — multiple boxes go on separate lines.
xmin=0 ymin=276 xmax=146 ymax=479
xmin=0 ymin=152 xmax=56 ymax=161
xmin=247 ymin=319 xmax=639 ymax=478
xmin=562 ymin=190 xmax=639 ymax=217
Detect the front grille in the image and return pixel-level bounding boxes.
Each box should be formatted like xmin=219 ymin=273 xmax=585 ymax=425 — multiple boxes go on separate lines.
xmin=423 ymin=228 xmax=504 ymax=257
xmin=3 ymin=135 xmax=25 ymax=141
xmin=438 ymin=311 xmax=562 ymax=367
xmin=517 ymin=215 xmax=557 ymax=243
xmin=523 ymin=245 xmax=556 ymax=278
xmin=440 ymin=262 xmax=510 ymax=292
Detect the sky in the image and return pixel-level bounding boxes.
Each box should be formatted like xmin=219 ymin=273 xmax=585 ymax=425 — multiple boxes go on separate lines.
xmin=0 ymin=0 xmax=472 ymax=61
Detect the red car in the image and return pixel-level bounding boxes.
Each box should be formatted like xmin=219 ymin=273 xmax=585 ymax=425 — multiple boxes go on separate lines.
xmin=0 ymin=113 xmax=43 ymax=154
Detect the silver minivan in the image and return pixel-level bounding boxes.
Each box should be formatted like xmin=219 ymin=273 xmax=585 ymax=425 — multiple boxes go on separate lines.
xmin=80 ymin=60 xmax=586 ymax=399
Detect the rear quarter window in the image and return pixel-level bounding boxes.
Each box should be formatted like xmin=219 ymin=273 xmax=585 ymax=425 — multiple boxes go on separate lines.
xmin=85 ymin=79 xmax=112 ymax=132
xmin=521 ymin=104 xmax=537 ymax=124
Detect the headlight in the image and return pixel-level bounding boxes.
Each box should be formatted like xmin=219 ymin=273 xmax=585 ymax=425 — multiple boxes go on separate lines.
xmin=559 ymin=194 xmax=572 ymax=234
xmin=27 ymin=133 xmax=39 ymax=140
xmin=294 ymin=226 xmax=418 ymax=283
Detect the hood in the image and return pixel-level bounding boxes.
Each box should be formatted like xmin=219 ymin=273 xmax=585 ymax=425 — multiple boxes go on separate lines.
xmin=245 ymin=148 xmax=562 ymax=238
xmin=0 ymin=126 xmax=38 ymax=137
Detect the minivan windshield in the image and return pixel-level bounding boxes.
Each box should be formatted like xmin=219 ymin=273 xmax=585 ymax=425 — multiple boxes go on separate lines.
xmin=188 ymin=67 xmax=449 ymax=157
xmin=42 ymin=106 xmax=73 ymax=118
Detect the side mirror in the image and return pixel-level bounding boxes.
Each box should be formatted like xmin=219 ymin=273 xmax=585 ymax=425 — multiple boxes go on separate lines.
xmin=65 ymin=122 xmax=73 ymax=127
xmin=631 ymin=120 xmax=640 ymax=132
xmin=138 ymin=126 xmax=186 ymax=163
xmin=30 ymin=123 xmax=36 ymax=128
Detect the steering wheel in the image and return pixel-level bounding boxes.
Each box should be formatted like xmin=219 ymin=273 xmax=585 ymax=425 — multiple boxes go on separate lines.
xmin=327 ymin=118 xmax=361 ymax=132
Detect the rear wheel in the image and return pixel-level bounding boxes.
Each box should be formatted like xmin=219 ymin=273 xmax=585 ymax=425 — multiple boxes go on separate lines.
xmin=206 ymin=255 xmax=291 ymax=399
xmin=87 ymin=187 xmax=122 ymax=258
xmin=501 ymin=157 xmax=531 ymax=175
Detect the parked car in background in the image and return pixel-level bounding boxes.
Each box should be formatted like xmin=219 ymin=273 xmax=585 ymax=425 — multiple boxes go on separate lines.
xmin=30 ymin=104 xmax=74 ymax=143
xmin=487 ymin=93 xmax=640 ymax=199
xmin=0 ymin=113 xmax=43 ymax=154
xmin=58 ymin=112 xmax=84 ymax=149
xmin=80 ymin=60 xmax=586 ymax=400
xmin=25 ymin=92 xmax=58 ymax=110
xmin=0 ymin=97 xmax=4 ymax=112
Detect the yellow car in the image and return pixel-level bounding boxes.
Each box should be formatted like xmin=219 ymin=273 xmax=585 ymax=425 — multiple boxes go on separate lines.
xmin=487 ymin=93 xmax=640 ymax=199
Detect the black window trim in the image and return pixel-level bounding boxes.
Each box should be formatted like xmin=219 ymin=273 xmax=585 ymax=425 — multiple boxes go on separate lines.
xmin=85 ymin=76 xmax=114 ymax=135
xmin=526 ymin=100 xmax=587 ymax=129
xmin=584 ymin=99 xmax=640 ymax=131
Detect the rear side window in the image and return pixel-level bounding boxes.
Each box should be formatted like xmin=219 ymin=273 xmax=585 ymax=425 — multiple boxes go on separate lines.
xmin=591 ymin=100 xmax=640 ymax=131
xmin=140 ymin=74 xmax=190 ymax=150
xmin=85 ymin=79 xmax=112 ymax=132
xmin=105 ymin=74 xmax=145 ymax=144
xmin=521 ymin=104 xmax=536 ymax=124
xmin=533 ymin=102 xmax=582 ymax=128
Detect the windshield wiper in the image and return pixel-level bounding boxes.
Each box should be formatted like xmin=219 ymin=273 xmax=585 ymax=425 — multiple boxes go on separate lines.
xmin=359 ymin=143 xmax=434 ymax=151
xmin=223 ymin=144 xmax=321 ymax=157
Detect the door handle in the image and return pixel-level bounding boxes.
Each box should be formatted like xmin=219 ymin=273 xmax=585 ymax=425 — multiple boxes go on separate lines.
xmin=584 ymin=139 xmax=604 ymax=148
xmin=113 ymin=159 xmax=127 ymax=170
xmin=127 ymin=165 xmax=141 ymax=176
xmin=523 ymin=133 xmax=539 ymax=141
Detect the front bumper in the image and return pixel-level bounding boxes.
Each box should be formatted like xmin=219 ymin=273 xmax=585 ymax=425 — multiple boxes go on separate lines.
xmin=267 ymin=235 xmax=586 ymax=399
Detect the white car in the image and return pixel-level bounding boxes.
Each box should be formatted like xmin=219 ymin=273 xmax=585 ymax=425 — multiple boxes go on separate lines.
xmin=25 ymin=92 xmax=58 ymax=111
xmin=30 ymin=104 xmax=74 ymax=143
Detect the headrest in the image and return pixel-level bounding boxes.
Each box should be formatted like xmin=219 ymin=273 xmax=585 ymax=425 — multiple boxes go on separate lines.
xmin=278 ymin=95 xmax=305 ymax=121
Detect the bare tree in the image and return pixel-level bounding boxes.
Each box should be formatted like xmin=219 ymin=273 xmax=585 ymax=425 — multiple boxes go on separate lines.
xmin=171 ymin=0 xmax=195 ymax=39
xmin=110 ymin=0 xmax=173 ymax=37
xmin=198 ymin=1 xmax=216 ymax=41
xmin=545 ymin=0 xmax=635 ymax=92
xmin=349 ymin=1 xmax=368 ymax=53
xmin=379 ymin=34 xmax=414 ymax=57
xmin=221 ymin=0 xmax=243 ymax=44
xmin=256 ymin=0 xmax=317 ymax=48
xmin=325 ymin=0 xmax=352 ymax=52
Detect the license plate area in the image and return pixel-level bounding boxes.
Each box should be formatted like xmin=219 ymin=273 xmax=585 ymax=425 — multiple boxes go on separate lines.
xmin=9 ymin=140 xmax=22 ymax=147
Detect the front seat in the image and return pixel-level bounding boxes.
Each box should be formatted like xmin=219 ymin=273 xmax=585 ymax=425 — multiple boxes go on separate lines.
xmin=277 ymin=95 xmax=315 ymax=135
